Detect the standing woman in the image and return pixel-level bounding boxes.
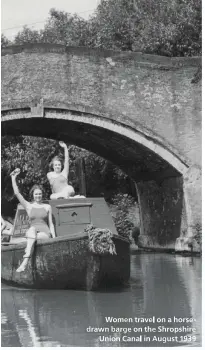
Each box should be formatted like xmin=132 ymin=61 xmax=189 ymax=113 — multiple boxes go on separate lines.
xmin=47 ymin=141 xmax=75 ymax=199
xmin=10 ymin=168 xmax=55 ymax=273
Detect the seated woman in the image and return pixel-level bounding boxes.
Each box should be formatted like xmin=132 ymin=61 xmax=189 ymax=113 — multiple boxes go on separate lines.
xmin=47 ymin=141 xmax=85 ymax=199
xmin=10 ymin=168 xmax=56 ymax=273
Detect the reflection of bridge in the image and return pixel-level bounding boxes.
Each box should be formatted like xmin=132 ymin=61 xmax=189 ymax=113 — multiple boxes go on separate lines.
xmin=1 ymin=44 xmax=201 ymax=250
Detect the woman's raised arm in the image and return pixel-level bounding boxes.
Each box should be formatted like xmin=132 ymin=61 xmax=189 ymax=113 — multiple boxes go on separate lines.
xmin=59 ymin=141 xmax=69 ymax=177
xmin=10 ymin=169 xmax=30 ymax=212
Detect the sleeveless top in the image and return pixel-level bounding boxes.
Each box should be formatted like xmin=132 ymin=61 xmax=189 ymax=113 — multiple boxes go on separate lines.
xmin=49 ymin=174 xmax=68 ymax=193
xmin=29 ymin=207 xmax=50 ymax=235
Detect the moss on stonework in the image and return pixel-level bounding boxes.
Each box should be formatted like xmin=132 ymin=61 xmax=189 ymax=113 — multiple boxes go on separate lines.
xmin=192 ymin=223 xmax=202 ymax=250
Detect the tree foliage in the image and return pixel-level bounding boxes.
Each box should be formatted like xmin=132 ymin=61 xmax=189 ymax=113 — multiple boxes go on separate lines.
xmin=14 ymin=26 xmax=42 ymax=45
xmin=1 ymin=136 xmax=58 ymax=202
xmin=41 ymin=8 xmax=90 ymax=46
xmin=2 ymin=0 xmax=201 ymax=56
xmin=89 ymin=0 xmax=201 ymax=56
xmin=1 ymin=34 xmax=11 ymax=47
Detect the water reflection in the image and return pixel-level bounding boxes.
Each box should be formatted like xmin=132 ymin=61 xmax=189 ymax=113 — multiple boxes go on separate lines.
xmin=1 ymin=253 xmax=201 ymax=347
xmin=174 ymin=255 xmax=202 ymax=343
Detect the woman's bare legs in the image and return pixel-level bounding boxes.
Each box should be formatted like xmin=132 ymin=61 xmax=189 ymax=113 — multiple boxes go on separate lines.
xmin=23 ymin=227 xmax=36 ymax=257
xmin=50 ymin=185 xmax=75 ymax=200
xmin=50 ymin=192 xmax=64 ymax=200
xmin=16 ymin=227 xmax=49 ymax=273
xmin=16 ymin=227 xmax=36 ymax=272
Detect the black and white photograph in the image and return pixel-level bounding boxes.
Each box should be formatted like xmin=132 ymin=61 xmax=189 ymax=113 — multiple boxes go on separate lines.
xmin=1 ymin=0 xmax=202 ymax=347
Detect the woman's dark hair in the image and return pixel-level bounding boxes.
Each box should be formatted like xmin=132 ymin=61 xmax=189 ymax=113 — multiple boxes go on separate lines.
xmin=49 ymin=156 xmax=62 ymax=171
xmin=29 ymin=184 xmax=44 ymax=202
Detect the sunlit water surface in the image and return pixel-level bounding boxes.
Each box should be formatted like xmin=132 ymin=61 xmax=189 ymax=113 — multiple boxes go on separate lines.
xmin=1 ymin=253 xmax=202 ymax=347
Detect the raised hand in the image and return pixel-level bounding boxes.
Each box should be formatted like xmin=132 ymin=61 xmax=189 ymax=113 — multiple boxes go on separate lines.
xmin=59 ymin=141 xmax=67 ymax=148
xmin=10 ymin=168 xmax=20 ymax=177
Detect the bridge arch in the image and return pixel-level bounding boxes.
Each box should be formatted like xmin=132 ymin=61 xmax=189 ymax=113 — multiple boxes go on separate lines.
xmin=1 ymin=44 xmax=201 ymax=251
xmin=2 ymin=106 xmax=188 ymax=179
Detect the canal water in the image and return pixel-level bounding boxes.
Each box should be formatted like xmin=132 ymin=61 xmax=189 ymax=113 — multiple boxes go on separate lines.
xmin=1 ymin=253 xmax=202 ymax=347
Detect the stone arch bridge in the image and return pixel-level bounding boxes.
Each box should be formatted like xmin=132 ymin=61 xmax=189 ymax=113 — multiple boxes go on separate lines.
xmin=1 ymin=44 xmax=202 ymax=251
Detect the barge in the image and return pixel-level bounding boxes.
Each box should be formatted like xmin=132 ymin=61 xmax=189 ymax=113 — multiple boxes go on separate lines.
xmin=1 ymin=198 xmax=130 ymax=290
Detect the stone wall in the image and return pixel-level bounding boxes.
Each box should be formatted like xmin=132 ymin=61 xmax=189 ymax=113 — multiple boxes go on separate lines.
xmin=2 ymin=45 xmax=201 ymax=167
